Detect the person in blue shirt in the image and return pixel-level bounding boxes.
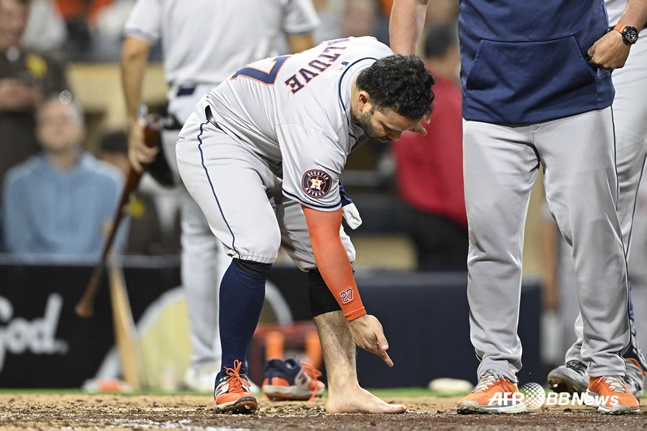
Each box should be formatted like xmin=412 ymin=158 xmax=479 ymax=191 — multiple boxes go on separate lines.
xmin=390 ymin=0 xmax=647 ymax=415
xmin=2 ymin=94 xmax=126 ymax=260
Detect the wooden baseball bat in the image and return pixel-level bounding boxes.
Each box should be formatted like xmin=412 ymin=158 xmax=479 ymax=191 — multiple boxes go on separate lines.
xmin=75 ymin=116 xmax=162 ymax=318
xmin=108 ymin=256 xmax=146 ymax=390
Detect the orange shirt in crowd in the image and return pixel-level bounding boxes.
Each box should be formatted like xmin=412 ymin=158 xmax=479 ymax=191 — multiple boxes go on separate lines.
xmin=53 ymin=0 xmax=113 ymax=26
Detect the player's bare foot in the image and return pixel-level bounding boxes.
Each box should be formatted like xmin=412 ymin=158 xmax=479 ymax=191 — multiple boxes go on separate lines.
xmin=325 ymin=387 xmax=407 ymax=414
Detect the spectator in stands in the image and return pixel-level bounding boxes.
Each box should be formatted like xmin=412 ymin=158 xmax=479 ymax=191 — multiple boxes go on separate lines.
xmin=2 ymin=95 xmax=126 ymax=260
xmin=52 ymin=0 xmax=110 ymax=60
xmin=0 ymin=0 xmax=70 ymax=194
xmin=52 ymin=0 xmax=133 ymax=61
xmin=97 ymin=130 xmax=180 ymax=256
xmin=391 ymin=22 xmax=465 ymax=271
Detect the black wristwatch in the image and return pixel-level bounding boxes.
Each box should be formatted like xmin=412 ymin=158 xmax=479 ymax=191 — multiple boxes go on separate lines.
xmin=614 ymin=23 xmax=639 ymax=45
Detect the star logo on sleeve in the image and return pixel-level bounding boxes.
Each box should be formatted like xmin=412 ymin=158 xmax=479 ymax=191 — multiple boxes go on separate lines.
xmin=302 ymin=169 xmax=332 ymax=198
xmin=310 ymin=177 xmax=324 ymax=190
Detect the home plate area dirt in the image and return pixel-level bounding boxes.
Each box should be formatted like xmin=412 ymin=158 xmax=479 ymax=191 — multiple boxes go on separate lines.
xmin=1 ymin=394 xmax=647 ymax=430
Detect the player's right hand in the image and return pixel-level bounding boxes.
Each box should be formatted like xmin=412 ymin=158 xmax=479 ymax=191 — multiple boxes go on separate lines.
xmin=128 ymin=119 xmax=159 ymax=172
xmin=348 ymin=314 xmax=394 ymax=367
xmin=587 ymin=30 xmax=630 ymax=69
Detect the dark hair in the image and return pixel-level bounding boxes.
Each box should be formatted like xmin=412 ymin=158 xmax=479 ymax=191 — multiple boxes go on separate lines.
xmin=356 ymin=54 xmax=435 ymax=119
xmin=423 ymin=22 xmax=459 ymax=59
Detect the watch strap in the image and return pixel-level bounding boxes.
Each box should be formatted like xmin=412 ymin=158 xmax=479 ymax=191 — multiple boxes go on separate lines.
xmin=614 ymin=23 xmax=627 ymax=35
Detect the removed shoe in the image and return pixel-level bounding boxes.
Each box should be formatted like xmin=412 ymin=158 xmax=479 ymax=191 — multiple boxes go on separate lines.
xmin=214 ymin=360 xmax=257 ymax=414
xmin=585 ymin=376 xmax=639 ymax=414
xmin=547 ymin=360 xmax=588 ymax=395
xmin=456 ymin=371 xmax=526 ymax=414
xmin=262 ymin=358 xmax=325 ymax=401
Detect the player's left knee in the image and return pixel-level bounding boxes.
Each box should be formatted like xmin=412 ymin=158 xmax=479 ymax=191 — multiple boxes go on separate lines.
xmin=233 ymin=258 xmax=272 ymax=278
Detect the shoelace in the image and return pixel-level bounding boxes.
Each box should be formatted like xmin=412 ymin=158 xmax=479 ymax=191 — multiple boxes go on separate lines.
xmin=599 ymin=376 xmax=627 ymax=393
xmin=300 ymin=362 xmax=323 ymax=401
xmin=473 ymin=370 xmax=505 ymax=393
xmin=566 ymin=360 xmax=586 ymax=375
xmin=223 ymin=359 xmax=251 ymax=394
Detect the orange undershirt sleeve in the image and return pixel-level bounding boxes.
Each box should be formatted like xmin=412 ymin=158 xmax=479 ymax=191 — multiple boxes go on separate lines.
xmin=302 ymin=205 xmax=366 ymax=321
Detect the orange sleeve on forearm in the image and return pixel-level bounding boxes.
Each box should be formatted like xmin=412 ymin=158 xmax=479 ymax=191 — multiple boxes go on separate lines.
xmin=302 ymin=206 xmax=366 ymax=321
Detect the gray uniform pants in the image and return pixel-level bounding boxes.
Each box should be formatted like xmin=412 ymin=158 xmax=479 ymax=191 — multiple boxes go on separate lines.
xmin=464 ymin=107 xmax=630 ymax=381
xmin=176 ymin=107 xmax=355 ymax=271
xmin=564 ymin=35 xmax=647 ymax=382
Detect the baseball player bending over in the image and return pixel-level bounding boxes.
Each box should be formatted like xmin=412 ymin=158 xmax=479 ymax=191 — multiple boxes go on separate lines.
xmin=176 ymin=36 xmax=435 ymax=414
xmin=121 ymin=0 xmax=320 ymax=393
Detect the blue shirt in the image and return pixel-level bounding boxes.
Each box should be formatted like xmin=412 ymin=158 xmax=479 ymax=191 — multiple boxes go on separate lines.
xmin=2 ymin=152 xmax=128 ymax=260
xmin=458 ymin=0 xmax=614 ymax=124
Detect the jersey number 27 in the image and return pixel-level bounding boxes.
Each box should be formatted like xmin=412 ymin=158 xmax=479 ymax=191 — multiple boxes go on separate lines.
xmin=231 ymin=55 xmax=289 ymax=85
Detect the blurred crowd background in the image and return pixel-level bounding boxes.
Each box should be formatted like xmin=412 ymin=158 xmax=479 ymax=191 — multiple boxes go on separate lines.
xmin=1 ymin=0 xmax=474 ymax=269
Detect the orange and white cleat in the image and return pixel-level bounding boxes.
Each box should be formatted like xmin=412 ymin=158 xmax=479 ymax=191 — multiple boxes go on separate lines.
xmin=585 ymin=376 xmax=640 ymax=414
xmin=457 ymin=371 xmax=526 ymax=414
xmin=262 ymin=358 xmax=325 ymax=401
xmin=214 ymin=360 xmax=258 ymax=413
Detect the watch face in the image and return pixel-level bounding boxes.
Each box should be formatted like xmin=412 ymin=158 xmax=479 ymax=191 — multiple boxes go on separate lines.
xmin=623 ymin=26 xmax=639 ymax=44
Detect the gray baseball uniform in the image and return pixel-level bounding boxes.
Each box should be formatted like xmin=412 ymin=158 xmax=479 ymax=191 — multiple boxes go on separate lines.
xmin=560 ymin=0 xmax=647 ymax=384
xmin=176 ymin=37 xmax=391 ymax=268
xmin=123 ymin=0 xmax=319 ymax=376
xmin=453 ymin=0 xmax=630 ymax=382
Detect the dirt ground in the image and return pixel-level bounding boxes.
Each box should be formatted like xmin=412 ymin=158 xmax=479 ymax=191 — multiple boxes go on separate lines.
xmin=2 ymin=394 xmax=647 ymax=430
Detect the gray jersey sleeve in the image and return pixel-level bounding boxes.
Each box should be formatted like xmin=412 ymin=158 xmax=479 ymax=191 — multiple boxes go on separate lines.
xmin=123 ymin=0 xmax=161 ymax=43
xmin=278 ymin=123 xmax=344 ymax=211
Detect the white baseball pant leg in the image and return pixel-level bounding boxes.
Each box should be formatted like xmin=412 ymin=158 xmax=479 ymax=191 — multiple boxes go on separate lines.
xmin=565 ymin=35 xmax=647 ymax=380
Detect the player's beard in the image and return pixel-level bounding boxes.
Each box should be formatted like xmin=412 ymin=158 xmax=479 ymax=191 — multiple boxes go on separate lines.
xmin=353 ymin=108 xmax=388 ymax=142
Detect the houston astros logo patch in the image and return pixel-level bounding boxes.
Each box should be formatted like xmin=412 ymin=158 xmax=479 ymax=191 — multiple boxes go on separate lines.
xmin=302 ymin=170 xmax=332 ymax=198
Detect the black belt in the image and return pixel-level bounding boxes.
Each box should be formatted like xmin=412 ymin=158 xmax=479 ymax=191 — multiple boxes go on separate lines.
xmin=161 ymin=115 xmax=183 ymax=131
xmin=176 ymin=85 xmax=196 ymax=97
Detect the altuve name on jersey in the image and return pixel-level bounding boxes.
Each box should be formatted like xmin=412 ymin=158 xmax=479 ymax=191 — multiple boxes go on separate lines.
xmin=284 ymin=38 xmax=350 ymax=95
